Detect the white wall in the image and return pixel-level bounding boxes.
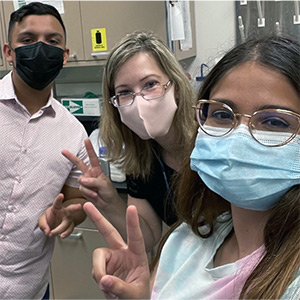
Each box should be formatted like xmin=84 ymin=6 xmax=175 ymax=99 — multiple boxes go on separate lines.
xmin=188 ymin=0 xmax=236 ymax=79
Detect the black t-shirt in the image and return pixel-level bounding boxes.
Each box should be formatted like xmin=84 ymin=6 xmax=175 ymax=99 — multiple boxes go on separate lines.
xmin=126 ymin=154 xmax=177 ymax=226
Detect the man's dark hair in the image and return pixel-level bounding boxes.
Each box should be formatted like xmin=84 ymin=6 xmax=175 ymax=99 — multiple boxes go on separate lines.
xmin=8 ymin=2 xmax=66 ymax=42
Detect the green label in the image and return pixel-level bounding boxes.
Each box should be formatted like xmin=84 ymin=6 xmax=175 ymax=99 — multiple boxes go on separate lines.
xmin=62 ymin=100 xmax=84 ymax=114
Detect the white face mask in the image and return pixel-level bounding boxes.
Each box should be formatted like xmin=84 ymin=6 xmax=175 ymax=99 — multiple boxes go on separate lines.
xmin=118 ymin=86 xmax=177 ymax=140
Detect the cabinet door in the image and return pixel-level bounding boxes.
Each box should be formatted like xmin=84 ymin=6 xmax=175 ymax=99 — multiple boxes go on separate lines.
xmin=50 ymin=193 xmax=127 ymax=299
xmin=1 ymin=1 xmax=84 ymax=64
xmin=173 ymin=0 xmax=196 ymax=61
xmin=50 ymin=227 xmax=107 ymax=299
xmin=59 ymin=1 xmax=84 ymax=63
xmin=0 ymin=18 xmax=5 ymax=70
xmin=79 ymin=1 xmax=167 ymax=62
xmin=1 ymin=1 xmax=170 ymax=67
xmin=0 ymin=1 xmax=9 ymax=71
xmin=1 ymin=1 xmax=13 ymax=41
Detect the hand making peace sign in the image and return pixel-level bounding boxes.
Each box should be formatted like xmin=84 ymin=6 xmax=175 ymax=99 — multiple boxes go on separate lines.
xmin=83 ymin=202 xmax=151 ymax=299
xmin=62 ymin=139 xmax=119 ymax=210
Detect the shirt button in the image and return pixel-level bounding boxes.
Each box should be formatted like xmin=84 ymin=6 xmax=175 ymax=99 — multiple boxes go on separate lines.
xmin=0 ymin=235 xmax=7 ymax=241
xmin=8 ymin=205 xmax=16 ymax=212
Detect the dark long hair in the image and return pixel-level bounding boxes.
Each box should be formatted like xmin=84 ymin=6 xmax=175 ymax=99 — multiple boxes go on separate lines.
xmin=153 ymin=36 xmax=300 ymax=299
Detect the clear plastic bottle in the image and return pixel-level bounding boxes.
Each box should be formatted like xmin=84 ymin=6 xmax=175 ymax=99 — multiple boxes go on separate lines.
xmin=99 ymin=140 xmax=110 ymax=178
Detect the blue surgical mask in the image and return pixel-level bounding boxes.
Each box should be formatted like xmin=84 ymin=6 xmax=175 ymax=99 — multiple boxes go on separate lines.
xmin=190 ymin=125 xmax=300 ymax=211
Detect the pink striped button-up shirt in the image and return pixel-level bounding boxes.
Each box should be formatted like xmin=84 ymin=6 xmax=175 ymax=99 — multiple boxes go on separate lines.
xmin=0 ymin=72 xmax=89 ymax=299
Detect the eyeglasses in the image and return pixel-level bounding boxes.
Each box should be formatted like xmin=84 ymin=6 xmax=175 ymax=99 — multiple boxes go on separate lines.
xmin=110 ymin=80 xmax=172 ymax=107
xmin=194 ymin=99 xmax=300 ymax=147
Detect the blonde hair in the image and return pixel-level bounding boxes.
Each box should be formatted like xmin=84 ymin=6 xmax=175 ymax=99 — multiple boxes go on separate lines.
xmin=100 ymin=30 xmax=196 ymax=178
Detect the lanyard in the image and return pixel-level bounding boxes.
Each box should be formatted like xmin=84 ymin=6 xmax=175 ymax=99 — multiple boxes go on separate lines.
xmin=152 ymin=149 xmax=174 ymax=202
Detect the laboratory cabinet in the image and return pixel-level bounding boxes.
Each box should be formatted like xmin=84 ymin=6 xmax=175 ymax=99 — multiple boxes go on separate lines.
xmin=49 ymin=192 xmax=127 ymax=299
xmin=172 ymin=2 xmax=197 ymax=61
xmin=49 ymin=189 xmax=168 ymax=299
xmin=75 ymin=1 xmax=168 ymax=64
xmin=0 ymin=0 xmax=85 ymax=67
xmin=0 ymin=1 xmax=196 ymax=68
xmin=49 ymin=217 xmax=107 ymax=299
xmin=0 ymin=3 xmax=7 ymax=71
xmin=68 ymin=0 xmax=196 ymax=64
xmin=1 ymin=1 xmax=167 ymax=66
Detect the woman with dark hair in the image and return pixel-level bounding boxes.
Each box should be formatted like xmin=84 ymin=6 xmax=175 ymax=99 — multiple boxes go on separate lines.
xmin=85 ymin=35 xmax=299 ymax=299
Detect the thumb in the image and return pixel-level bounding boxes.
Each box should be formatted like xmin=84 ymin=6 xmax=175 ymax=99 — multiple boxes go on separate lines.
xmin=38 ymin=212 xmax=50 ymax=235
xmin=99 ymin=275 xmax=142 ymax=299
xmin=52 ymin=193 xmax=64 ymax=211
xmin=63 ymin=203 xmax=83 ymax=216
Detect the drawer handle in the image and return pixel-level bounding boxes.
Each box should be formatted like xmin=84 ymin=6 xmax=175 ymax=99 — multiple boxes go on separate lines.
xmin=91 ymin=52 xmax=110 ymax=57
xmin=69 ymin=53 xmax=77 ymax=59
xmin=68 ymin=232 xmax=82 ymax=239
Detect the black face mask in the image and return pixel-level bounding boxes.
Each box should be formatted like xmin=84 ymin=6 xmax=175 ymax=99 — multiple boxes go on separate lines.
xmin=13 ymin=41 xmax=64 ymax=90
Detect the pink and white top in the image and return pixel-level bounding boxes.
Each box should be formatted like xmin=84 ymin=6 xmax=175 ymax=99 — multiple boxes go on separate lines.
xmin=152 ymin=212 xmax=265 ymax=299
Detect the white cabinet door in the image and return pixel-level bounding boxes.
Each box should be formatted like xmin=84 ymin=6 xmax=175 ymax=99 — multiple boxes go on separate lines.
xmin=0 ymin=2 xmax=7 ymax=71
xmin=79 ymin=1 xmax=167 ymax=62
xmin=50 ymin=227 xmax=107 ymax=299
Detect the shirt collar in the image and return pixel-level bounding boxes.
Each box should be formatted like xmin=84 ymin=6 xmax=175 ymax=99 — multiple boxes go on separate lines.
xmin=1 ymin=71 xmax=56 ymax=117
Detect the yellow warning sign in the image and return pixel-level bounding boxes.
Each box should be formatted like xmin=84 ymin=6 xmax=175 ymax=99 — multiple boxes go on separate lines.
xmin=91 ymin=28 xmax=107 ymax=52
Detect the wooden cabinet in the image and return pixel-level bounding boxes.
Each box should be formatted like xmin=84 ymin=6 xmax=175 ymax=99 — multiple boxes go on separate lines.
xmin=0 ymin=3 xmax=8 ymax=71
xmin=49 ymin=192 xmax=127 ymax=299
xmin=1 ymin=1 xmax=12 ymax=43
xmin=1 ymin=1 xmax=196 ymax=69
xmin=49 ymin=189 xmax=169 ymax=299
xmin=0 ymin=0 xmax=85 ymax=66
xmin=67 ymin=0 xmax=196 ymax=64
xmin=172 ymin=1 xmax=197 ymax=61
xmin=1 ymin=1 xmax=15 ymax=73
xmin=49 ymin=217 xmax=107 ymax=299
xmin=1 ymin=1 xmax=167 ymax=67
xmin=58 ymin=1 xmax=84 ymax=64
xmin=75 ymin=1 xmax=167 ymax=65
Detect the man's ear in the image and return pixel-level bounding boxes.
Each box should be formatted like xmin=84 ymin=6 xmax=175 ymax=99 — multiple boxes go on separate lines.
xmin=63 ymin=47 xmax=70 ymax=65
xmin=3 ymin=43 xmax=13 ymax=64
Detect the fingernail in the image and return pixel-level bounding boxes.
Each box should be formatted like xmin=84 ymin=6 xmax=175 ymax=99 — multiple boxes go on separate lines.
xmin=81 ymin=178 xmax=88 ymax=184
xmin=103 ymin=277 xmax=113 ymax=288
xmin=98 ymin=282 xmax=105 ymax=290
xmin=99 ymin=277 xmax=113 ymax=291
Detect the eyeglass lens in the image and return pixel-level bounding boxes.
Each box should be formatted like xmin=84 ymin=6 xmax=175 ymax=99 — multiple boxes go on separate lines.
xmin=197 ymin=101 xmax=299 ymax=146
xmin=116 ymin=83 xmax=166 ymax=107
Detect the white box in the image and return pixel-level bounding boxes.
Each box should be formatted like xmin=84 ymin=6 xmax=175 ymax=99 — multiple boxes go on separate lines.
xmin=61 ymin=98 xmax=101 ymax=116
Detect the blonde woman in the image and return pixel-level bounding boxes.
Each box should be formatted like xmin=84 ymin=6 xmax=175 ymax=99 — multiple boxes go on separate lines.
xmin=64 ymin=31 xmax=196 ymax=252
